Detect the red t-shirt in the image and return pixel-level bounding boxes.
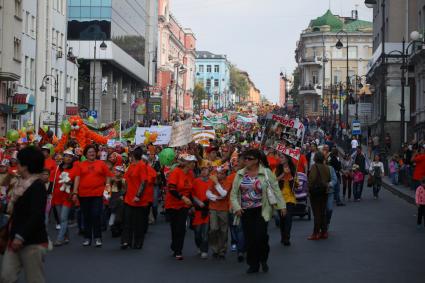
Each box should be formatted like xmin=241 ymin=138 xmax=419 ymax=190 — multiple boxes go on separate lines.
xmin=124 ymin=162 xmax=144 ymax=207
xmin=165 ymin=167 xmax=194 ymax=209
xmin=52 ymin=163 xmax=80 ymax=207
xmin=192 ymin=178 xmax=213 ymax=225
xmin=293 ymin=154 xmax=308 ymax=173
xmin=142 ymin=163 xmax=157 ymax=206
xmin=44 ymin=157 xmax=57 ymax=182
xmin=78 ymin=160 xmax=113 ymax=197
xmin=267 ymin=155 xmax=280 ymax=172
xmin=413 ymin=154 xmax=425 ymax=181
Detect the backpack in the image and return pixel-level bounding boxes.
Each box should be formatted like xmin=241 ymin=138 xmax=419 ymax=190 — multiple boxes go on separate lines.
xmin=373 ymin=165 xmax=381 ymax=178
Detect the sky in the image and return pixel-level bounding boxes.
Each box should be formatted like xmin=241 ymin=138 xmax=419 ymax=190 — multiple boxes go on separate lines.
xmin=171 ymin=0 xmax=373 ymax=103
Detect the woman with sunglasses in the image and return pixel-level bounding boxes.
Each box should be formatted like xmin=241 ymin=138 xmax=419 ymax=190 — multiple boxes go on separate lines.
xmin=231 ymin=149 xmax=286 ymax=274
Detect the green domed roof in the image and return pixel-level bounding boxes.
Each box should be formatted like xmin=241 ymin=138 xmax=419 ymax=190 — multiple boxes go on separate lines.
xmin=310 ymin=10 xmax=343 ymax=31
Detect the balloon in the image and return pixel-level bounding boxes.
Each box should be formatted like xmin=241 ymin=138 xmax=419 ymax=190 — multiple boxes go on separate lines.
xmin=42 ymin=125 xmax=49 ymax=132
xmin=88 ymin=116 xmax=95 ymax=124
xmin=60 ymin=120 xmax=71 ymax=135
xmin=6 ymin=129 xmax=19 ymax=142
xmin=44 ymin=143 xmax=55 ymax=156
xmin=80 ymin=156 xmax=87 ymax=161
xmin=21 ymin=127 xmax=27 ymax=133
xmin=150 ymin=132 xmax=158 ymax=143
xmin=159 ymin=148 xmax=175 ymax=166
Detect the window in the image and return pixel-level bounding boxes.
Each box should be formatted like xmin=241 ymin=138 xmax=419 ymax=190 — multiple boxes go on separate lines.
xmin=52 ymin=28 xmax=56 ymax=46
xmin=312 ymin=71 xmax=318 ymax=85
xmin=25 ymin=11 xmax=29 ymax=34
xmin=214 ymin=65 xmax=219 ymax=73
xmin=312 ymin=98 xmax=318 ymax=112
xmin=334 ymin=70 xmax=341 ymax=84
xmin=214 ymin=79 xmax=219 ymax=87
xmin=60 ymin=33 xmax=64 ymax=50
xmin=333 ymin=47 xmax=342 ymax=59
xmin=15 ymin=0 xmax=22 ymax=19
xmin=199 ymin=65 xmax=204 ymax=73
xmin=348 ymin=70 xmax=355 ymax=84
xmin=206 ymin=79 xmax=211 ymax=88
xmin=206 ymin=65 xmax=211 ymax=73
xmin=348 ymin=46 xmax=358 ymax=59
xmin=56 ymin=31 xmax=60 ymax=48
xmin=13 ymin=37 xmax=21 ymax=61
xmin=30 ymin=58 xmax=34 ymax=89
xmin=31 ymin=16 xmax=35 ymax=36
xmin=23 ymin=56 xmax=28 ymax=87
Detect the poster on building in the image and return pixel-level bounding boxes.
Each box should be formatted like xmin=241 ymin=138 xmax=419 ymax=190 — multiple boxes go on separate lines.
xmin=168 ymin=119 xmax=193 ymax=147
xmin=135 ymin=126 xmax=172 ymax=145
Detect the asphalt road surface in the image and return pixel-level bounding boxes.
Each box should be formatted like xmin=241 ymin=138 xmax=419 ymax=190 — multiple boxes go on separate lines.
xmin=14 ymin=188 xmax=425 ymax=283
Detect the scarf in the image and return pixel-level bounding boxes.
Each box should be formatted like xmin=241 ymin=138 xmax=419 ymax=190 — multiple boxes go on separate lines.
xmin=7 ymin=174 xmax=41 ymax=214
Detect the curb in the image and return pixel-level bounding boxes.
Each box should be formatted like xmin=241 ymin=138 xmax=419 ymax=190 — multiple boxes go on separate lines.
xmin=381 ymin=181 xmax=415 ymax=205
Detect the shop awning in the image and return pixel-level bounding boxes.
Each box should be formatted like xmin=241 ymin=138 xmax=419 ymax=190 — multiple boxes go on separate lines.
xmin=12 ymin=93 xmax=35 ymax=115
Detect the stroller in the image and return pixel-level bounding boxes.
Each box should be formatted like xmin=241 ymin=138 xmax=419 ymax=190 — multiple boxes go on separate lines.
xmin=292 ymin=172 xmax=311 ymax=220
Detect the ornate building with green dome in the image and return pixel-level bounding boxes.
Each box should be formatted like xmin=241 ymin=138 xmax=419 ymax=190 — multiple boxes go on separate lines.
xmin=294 ymin=8 xmax=373 ymax=123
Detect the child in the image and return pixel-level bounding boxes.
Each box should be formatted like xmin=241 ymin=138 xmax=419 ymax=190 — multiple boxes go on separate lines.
xmin=389 ymin=154 xmax=400 ymax=185
xmin=109 ymin=166 xmax=126 ymax=237
xmin=352 ymin=164 xmax=364 ymax=201
xmin=415 ymin=177 xmax=425 ymax=229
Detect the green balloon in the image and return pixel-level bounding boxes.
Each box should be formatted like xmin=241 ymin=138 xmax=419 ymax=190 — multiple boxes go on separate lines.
xmin=42 ymin=125 xmax=49 ymax=132
xmin=60 ymin=120 xmax=71 ymax=135
xmin=159 ymin=148 xmax=176 ymax=166
xmin=88 ymin=116 xmax=95 ymax=124
xmin=44 ymin=143 xmax=54 ymax=156
xmin=80 ymin=156 xmax=87 ymax=161
xmin=6 ymin=129 xmax=19 ymax=142
xmin=20 ymin=127 xmax=27 ymax=133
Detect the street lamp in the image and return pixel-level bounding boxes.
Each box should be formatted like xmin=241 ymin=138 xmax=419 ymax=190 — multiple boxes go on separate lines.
xmin=40 ymin=74 xmax=59 ymax=136
xmin=175 ymin=64 xmax=186 ymax=116
xmin=364 ymin=0 xmax=377 ymax=9
xmin=335 ymin=30 xmax=350 ymax=134
xmin=91 ymin=38 xmax=107 ymax=113
xmin=145 ymin=50 xmax=157 ymax=123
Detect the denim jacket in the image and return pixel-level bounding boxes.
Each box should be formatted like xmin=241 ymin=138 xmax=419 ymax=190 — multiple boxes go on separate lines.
xmin=230 ymin=165 xmax=286 ymax=222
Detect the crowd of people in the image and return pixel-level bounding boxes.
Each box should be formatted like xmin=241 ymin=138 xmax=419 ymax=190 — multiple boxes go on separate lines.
xmin=0 ymin=108 xmax=424 ymax=283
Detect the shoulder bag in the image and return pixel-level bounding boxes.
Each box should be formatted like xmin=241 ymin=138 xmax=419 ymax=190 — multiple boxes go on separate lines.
xmin=310 ymin=165 xmax=328 ymax=196
xmin=264 ymin=169 xmax=278 ymax=206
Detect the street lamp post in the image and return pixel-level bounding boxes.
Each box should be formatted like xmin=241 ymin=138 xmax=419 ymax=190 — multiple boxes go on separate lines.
xmin=91 ymin=39 xmax=107 ymax=112
xmin=336 ymin=30 xmax=350 ymax=130
xmin=40 ymin=74 xmax=59 ymax=136
xmin=145 ymin=51 xmax=157 ymax=124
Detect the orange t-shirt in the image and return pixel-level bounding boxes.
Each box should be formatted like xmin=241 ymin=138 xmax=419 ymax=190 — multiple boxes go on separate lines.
xmin=78 ymin=160 xmax=113 ymax=197
xmin=413 ymin=154 xmax=425 ymax=181
xmin=293 ymin=154 xmax=308 ymax=173
xmin=209 ymin=178 xmax=231 ymax=212
xmin=52 ymin=164 xmax=80 ymax=207
xmin=192 ymin=178 xmax=213 ymax=225
xmin=165 ymin=167 xmax=194 ymax=209
xmin=124 ymin=162 xmax=144 ymax=207
xmin=44 ymin=157 xmax=57 ymax=182
xmin=140 ymin=162 xmax=157 ymax=206
xmin=267 ymin=155 xmax=280 ymax=172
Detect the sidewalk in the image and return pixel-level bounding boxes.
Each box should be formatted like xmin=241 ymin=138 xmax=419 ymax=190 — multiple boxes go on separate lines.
xmin=336 ymin=145 xmax=415 ymax=205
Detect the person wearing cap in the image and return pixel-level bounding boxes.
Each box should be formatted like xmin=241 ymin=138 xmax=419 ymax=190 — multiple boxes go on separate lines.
xmin=192 ymin=164 xmax=214 ymax=259
xmin=52 ymin=148 xmax=80 ymax=246
xmin=165 ymin=154 xmax=196 ymax=260
xmin=121 ymin=147 xmax=151 ymax=250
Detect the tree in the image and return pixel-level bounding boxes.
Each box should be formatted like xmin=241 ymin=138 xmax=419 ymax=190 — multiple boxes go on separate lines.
xmin=288 ymin=67 xmax=300 ymax=104
xmin=229 ymin=64 xmax=249 ymax=103
xmin=193 ymin=82 xmax=207 ymax=112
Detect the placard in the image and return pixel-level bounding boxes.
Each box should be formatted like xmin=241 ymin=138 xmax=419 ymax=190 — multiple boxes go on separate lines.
xmin=135 ymin=126 xmax=172 ymax=145
xmin=192 ymin=128 xmax=216 ymax=146
xmin=169 ymin=119 xmax=193 ymax=147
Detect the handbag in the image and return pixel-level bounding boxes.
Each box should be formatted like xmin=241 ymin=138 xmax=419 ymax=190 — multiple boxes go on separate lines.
xmin=367 ymin=174 xmax=374 ymax=187
xmin=310 ymin=165 xmax=328 ymax=196
xmin=264 ymin=169 xmax=278 ymax=206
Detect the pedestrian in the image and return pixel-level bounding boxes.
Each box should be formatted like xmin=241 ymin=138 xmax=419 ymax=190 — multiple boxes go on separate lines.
xmin=1 ymin=147 xmax=48 ymax=283
xmin=230 ymin=149 xmax=286 ymax=273
xmin=165 ymin=154 xmax=196 ymax=260
xmin=415 ymin=177 xmax=425 ymax=229
xmin=192 ymin=165 xmax=213 ymax=259
xmin=412 ymin=145 xmax=425 ymax=191
xmin=369 ymin=154 xmax=385 ymax=199
xmin=307 ymin=152 xmax=331 ymax=240
xmin=275 ymin=156 xmax=297 ymax=246
xmin=341 ymin=154 xmax=353 ymax=201
xmin=384 ymin=133 xmax=392 ymax=153
xmin=351 ymin=136 xmax=359 ymax=154
xmin=328 ymin=148 xmax=344 ymax=206
xmin=109 ymin=166 xmax=126 ymax=238
xmin=72 ymin=145 xmax=113 ymax=247
xmin=121 ymin=147 xmax=150 ymax=250
xmin=208 ymin=167 xmax=230 ymax=259
xmin=352 ymin=146 xmax=367 ymax=197
xmin=389 ymin=154 xmax=400 ymax=185
xmin=352 ymin=164 xmax=364 ymax=201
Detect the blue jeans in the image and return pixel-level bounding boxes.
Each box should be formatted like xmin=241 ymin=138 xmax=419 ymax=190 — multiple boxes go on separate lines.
xmin=353 ymin=182 xmax=363 ymax=200
xmin=390 ymin=172 xmax=399 ymax=185
xmin=193 ymin=223 xmax=209 ymax=253
xmin=333 ymin=178 xmax=342 ymax=203
xmin=56 ymin=205 xmax=71 ymax=241
xmin=229 ymin=213 xmax=245 ymax=253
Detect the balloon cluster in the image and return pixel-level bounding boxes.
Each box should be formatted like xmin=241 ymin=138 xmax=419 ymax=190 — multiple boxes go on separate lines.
xmin=158 ymin=148 xmax=175 ymax=166
xmin=6 ymin=121 xmax=36 ymax=143
xmin=143 ymin=131 xmax=158 ymax=145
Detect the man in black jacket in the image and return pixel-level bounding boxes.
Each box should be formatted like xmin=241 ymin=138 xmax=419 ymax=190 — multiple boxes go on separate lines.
xmin=352 ymin=146 xmax=368 ymax=200
xmin=1 ymin=147 xmax=48 ymax=283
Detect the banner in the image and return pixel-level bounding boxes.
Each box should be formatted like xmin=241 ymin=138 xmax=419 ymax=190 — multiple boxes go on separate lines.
xmin=135 ymin=126 xmax=172 ymax=145
xmin=192 ymin=128 xmax=216 ymax=146
xmin=237 ymin=115 xmax=257 ymax=124
xmin=266 ymin=113 xmax=305 ymax=134
xmin=169 ymin=119 xmax=193 ymax=147
xmin=276 ymin=143 xmax=301 ymax=160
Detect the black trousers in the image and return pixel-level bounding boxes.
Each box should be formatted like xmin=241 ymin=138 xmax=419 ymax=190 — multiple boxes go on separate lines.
xmin=167 ymin=208 xmax=189 ymax=255
xmin=279 ymin=203 xmax=294 ymax=242
xmin=241 ymin=207 xmax=269 ymax=269
xmin=79 ymin=196 xmax=103 ymax=240
xmin=417 ymin=205 xmax=425 ymax=226
xmin=310 ymin=194 xmax=328 ymax=234
xmin=121 ymin=204 xmax=149 ymax=247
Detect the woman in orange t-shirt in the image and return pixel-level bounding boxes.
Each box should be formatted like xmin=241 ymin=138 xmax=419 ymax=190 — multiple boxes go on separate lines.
xmin=165 ymin=154 xmax=196 ymax=260
xmin=121 ymin=147 xmax=153 ymax=250
xmin=72 ymin=145 xmax=112 ymax=247
xmin=192 ymin=165 xmax=213 ymax=259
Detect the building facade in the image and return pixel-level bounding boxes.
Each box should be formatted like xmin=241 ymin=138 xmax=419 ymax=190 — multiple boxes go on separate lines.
xmin=295 ymin=9 xmax=372 ymax=121
xmin=366 ymin=0 xmax=419 ymax=149
xmin=157 ymin=0 xmax=196 ymax=121
xmin=68 ymin=0 xmax=158 ymax=124
xmin=195 ymin=51 xmax=230 ymax=111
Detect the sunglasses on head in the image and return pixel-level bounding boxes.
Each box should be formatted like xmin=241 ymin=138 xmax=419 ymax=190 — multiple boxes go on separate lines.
xmin=244 ymin=156 xmax=256 ymax=161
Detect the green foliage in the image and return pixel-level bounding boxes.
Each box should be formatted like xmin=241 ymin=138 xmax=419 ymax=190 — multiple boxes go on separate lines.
xmin=289 ymin=67 xmax=300 ymax=103
xmin=193 ymin=82 xmax=207 ymax=111
xmin=230 ymin=64 xmax=249 ymax=103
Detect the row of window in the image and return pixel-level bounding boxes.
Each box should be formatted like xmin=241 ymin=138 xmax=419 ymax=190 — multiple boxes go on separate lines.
xmin=198 ymin=65 xmax=220 ymax=73
xmin=52 ymin=28 xmax=65 ymax=53
xmin=198 ymin=78 xmax=220 ymax=88
xmin=68 ymin=6 xmax=112 ymax=19
xmin=22 ymin=56 xmax=35 ymax=90
xmin=68 ymin=0 xmax=112 ymax=6
xmin=23 ymin=11 xmax=36 ymax=38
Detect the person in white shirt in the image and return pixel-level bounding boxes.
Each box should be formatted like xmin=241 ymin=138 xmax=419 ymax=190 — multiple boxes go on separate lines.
xmin=369 ymin=154 xmax=385 ymax=199
xmin=351 ymin=137 xmax=359 ymax=154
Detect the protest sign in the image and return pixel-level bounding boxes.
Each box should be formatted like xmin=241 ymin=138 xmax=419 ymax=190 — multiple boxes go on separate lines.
xmin=169 ymin=119 xmax=193 ymax=147
xmin=192 ymin=128 xmax=216 ymax=146
xmin=135 ymin=126 xmax=172 ymax=145
xmin=276 ymin=143 xmax=301 ymax=160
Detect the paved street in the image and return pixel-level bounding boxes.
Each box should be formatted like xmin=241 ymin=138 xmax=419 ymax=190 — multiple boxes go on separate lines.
xmin=40 ymin=188 xmax=424 ymax=283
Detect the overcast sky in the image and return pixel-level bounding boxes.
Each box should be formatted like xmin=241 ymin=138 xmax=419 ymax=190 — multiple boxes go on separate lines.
xmin=172 ymin=0 xmax=373 ymax=103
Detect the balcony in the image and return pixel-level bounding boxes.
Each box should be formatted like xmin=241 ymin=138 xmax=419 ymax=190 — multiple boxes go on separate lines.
xmin=299 ymin=56 xmax=321 ymax=66
xmin=299 ymin=84 xmax=322 ymax=96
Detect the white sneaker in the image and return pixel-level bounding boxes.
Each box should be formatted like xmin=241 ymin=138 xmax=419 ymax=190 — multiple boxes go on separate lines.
xmin=55 ymin=224 xmax=61 ymax=230
xmin=95 ymin=238 xmax=102 ymax=247
xmin=231 ymin=244 xmax=237 ymax=252
xmin=201 ymin=252 xmax=208 ymax=259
